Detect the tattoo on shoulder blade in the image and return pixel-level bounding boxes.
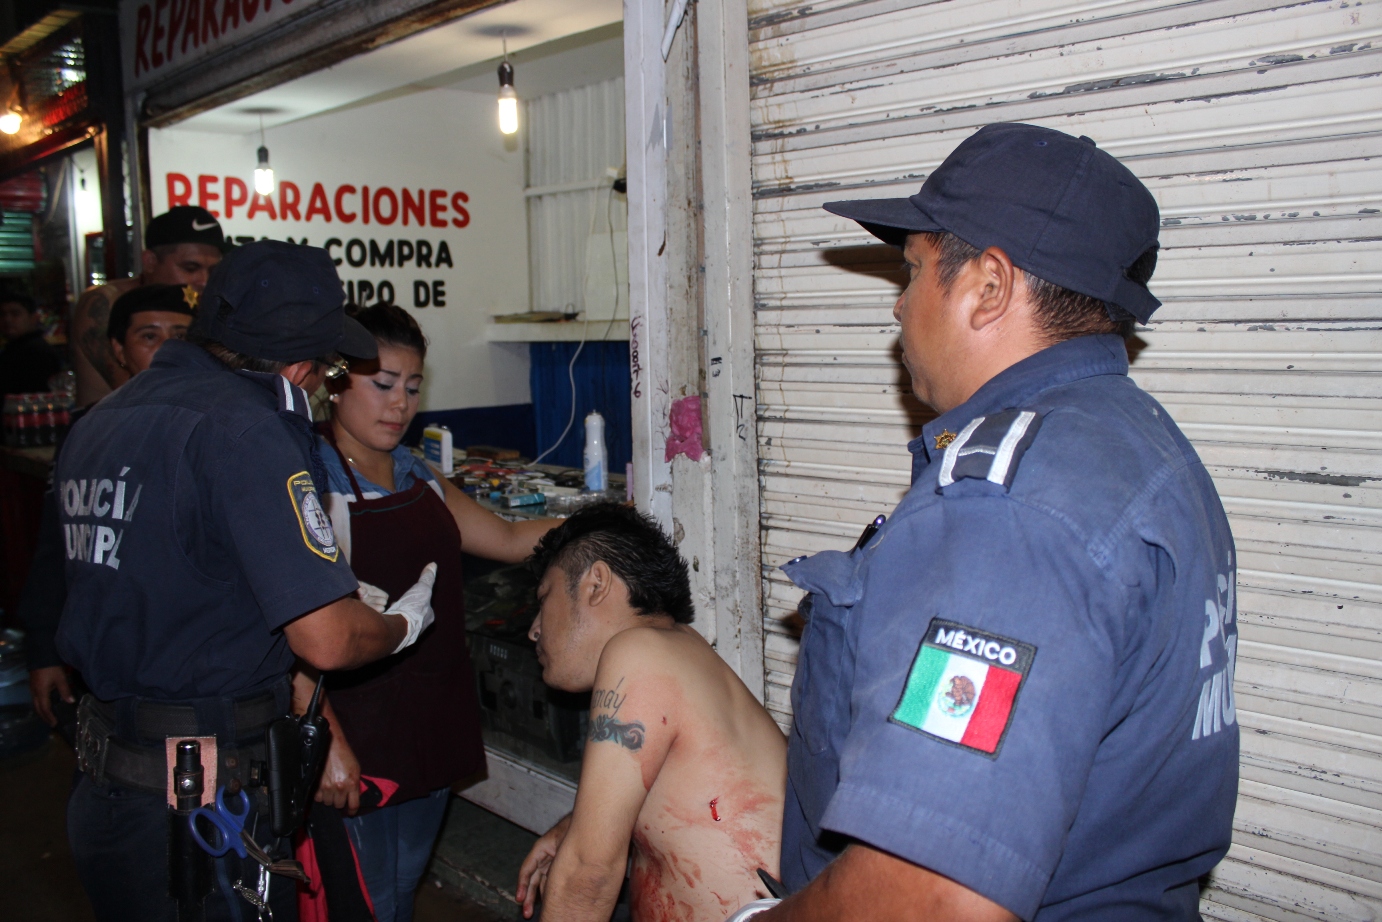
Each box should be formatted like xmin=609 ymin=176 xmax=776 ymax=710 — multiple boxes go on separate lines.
xmin=588 ymin=678 xmax=644 ymax=751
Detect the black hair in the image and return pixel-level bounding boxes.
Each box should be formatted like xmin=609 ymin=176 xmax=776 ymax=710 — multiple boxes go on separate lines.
xmin=921 ymin=231 xmax=1144 ymax=341
xmin=107 ymin=284 xmax=195 ymax=345
xmin=186 ymin=330 xmax=336 ymax=376
xmin=528 ymin=502 xmax=695 ymax=624
xmin=0 ymin=292 xmax=37 ymax=314
xmin=346 ymin=302 xmax=428 ymax=360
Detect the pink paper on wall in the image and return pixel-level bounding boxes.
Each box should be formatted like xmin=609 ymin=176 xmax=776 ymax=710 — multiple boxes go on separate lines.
xmin=665 ymin=395 xmax=705 ymax=462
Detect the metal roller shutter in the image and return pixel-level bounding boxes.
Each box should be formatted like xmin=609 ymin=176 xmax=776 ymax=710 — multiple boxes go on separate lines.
xmin=746 ymin=0 xmax=1382 ymax=917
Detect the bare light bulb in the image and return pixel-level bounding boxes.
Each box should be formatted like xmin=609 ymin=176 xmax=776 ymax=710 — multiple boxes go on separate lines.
xmin=498 ymin=87 xmax=519 ymax=135
xmin=254 ymin=145 xmax=275 ymax=196
xmin=0 ymin=111 xmax=21 ymax=135
xmin=497 ymin=59 xmax=518 ymax=135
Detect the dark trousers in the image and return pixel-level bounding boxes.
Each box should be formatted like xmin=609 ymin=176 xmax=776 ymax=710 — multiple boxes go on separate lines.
xmin=68 ymin=772 xmax=298 ymax=922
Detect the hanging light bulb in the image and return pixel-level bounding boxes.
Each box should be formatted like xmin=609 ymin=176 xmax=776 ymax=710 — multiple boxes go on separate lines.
xmin=253 ymin=115 xmax=275 ymax=196
xmin=497 ymin=37 xmax=518 ymax=136
xmin=254 ymin=145 xmax=275 ymax=196
xmin=0 ymin=110 xmax=20 ymax=135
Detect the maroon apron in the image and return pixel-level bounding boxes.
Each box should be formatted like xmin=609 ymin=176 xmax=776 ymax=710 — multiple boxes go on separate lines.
xmin=321 ymin=436 xmax=485 ymax=807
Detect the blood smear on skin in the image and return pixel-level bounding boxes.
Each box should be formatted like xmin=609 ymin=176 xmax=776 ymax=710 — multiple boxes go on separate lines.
xmin=709 ymin=798 xmax=721 ymax=822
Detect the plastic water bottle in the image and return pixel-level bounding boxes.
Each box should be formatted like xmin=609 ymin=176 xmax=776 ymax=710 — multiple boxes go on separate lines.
xmin=583 ymin=411 xmax=608 ymax=493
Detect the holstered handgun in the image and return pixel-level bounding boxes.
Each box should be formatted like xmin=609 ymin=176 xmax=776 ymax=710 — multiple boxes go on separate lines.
xmin=266 ymin=675 xmax=331 ymax=837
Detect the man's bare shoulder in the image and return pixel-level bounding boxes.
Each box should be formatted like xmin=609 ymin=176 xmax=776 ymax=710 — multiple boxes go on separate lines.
xmin=75 ymin=277 xmax=139 ymax=316
xmin=598 ymin=623 xmax=713 ymax=680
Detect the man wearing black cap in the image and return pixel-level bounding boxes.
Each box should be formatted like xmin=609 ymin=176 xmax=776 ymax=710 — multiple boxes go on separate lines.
xmin=57 ymin=241 xmax=439 ymax=920
xmin=70 ymin=204 xmax=226 ymax=407
xmin=754 ymin=124 xmax=1238 ymax=922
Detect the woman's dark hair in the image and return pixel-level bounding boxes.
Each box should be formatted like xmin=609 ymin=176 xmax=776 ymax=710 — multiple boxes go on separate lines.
xmin=528 ymin=502 xmax=695 ymax=624
xmin=346 ymin=302 xmax=427 ymax=360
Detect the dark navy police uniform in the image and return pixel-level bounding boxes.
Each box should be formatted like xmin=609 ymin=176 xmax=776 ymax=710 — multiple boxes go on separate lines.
xmin=58 ymin=338 xmax=357 ymax=920
xmin=782 ymin=334 xmax=1239 ymax=920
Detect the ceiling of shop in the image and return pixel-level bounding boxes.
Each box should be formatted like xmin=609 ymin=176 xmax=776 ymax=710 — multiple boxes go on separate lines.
xmin=177 ymin=0 xmax=622 ymax=135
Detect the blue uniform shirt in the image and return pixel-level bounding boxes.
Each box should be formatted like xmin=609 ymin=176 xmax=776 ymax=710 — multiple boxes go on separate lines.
xmin=55 ymin=339 xmax=359 ymax=701
xmin=781 ymin=334 xmax=1239 ymax=920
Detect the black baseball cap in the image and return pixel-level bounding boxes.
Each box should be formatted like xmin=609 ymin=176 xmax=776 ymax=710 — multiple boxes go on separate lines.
xmin=192 ymin=240 xmax=377 ymax=363
xmin=144 ymin=206 xmax=226 ymax=250
xmin=107 ymin=284 xmax=197 ymax=344
xmin=823 ymin=122 xmax=1162 ymax=323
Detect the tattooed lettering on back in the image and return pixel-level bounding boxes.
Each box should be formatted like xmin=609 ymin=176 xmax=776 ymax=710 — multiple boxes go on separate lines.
xmin=589 ymin=677 xmax=645 ymax=751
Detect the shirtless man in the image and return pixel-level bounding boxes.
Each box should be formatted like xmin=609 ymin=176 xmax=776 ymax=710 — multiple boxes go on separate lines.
xmin=71 ymin=206 xmax=223 ymax=406
xmin=516 ymin=503 xmax=787 ymax=921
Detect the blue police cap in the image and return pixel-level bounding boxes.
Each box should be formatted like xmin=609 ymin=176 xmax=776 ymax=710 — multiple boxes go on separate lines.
xmin=193 ymin=240 xmax=377 ymax=363
xmin=824 ymin=122 xmax=1162 ymax=323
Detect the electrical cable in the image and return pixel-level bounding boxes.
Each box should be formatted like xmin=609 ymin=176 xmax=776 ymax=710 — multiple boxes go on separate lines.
xmin=530 ymin=178 xmax=623 ymax=465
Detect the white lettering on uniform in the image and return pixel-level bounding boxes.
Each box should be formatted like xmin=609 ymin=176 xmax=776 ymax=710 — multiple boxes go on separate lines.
xmin=999 ymin=647 xmax=1017 ymax=665
xmin=951 ymin=630 xmax=967 ymax=650
xmin=92 ymin=480 xmax=113 ymax=517
xmin=112 ymin=481 xmax=126 ymax=520
xmin=964 ymin=635 xmax=984 ymax=655
xmin=78 ymin=480 xmax=95 ymax=516
xmin=62 ymin=480 xmax=79 ymax=516
xmin=983 ymin=641 xmax=999 ymax=660
xmin=1199 ymin=599 xmax=1221 ymax=668
xmin=934 ymin=628 xmax=955 ymax=646
xmin=1192 ymin=566 xmax=1238 ymax=740
xmin=93 ymin=526 xmax=117 ymax=564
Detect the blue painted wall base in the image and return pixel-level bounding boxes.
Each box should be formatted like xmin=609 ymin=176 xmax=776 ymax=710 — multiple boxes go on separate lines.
xmin=404 ymin=404 xmax=537 ymax=459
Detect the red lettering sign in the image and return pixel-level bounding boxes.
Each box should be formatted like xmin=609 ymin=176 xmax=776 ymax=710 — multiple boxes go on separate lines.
xmin=401 ymin=189 xmax=425 ymax=227
xmin=279 ymin=181 xmax=302 ymax=221
xmin=136 ymin=5 xmax=152 ymax=76
xmin=305 ymin=183 xmax=331 ymax=222
xmin=161 ymin=175 xmax=472 ymax=230
xmin=373 ymin=187 xmax=398 ymax=226
xmin=167 ymin=173 xmax=192 ymax=207
xmin=246 ymin=192 xmax=277 ymax=220
xmin=224 ymin=176 xmax=248 ymax=218
xmin=334 ymin=185 xmax=357 ymax=223
xmin=197 ymin=174 xmax=220 ymax=216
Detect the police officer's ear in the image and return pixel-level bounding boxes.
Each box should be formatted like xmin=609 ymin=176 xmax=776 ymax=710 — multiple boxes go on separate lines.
xmin=968 ymin=245 xmax=1023 ymax=333
xmin=281 ymin=359 xmax=318 ymax=389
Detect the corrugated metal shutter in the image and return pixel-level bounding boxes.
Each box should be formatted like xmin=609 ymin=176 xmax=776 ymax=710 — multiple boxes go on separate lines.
xmin=747 ymin=1 xmax=1382 ymax=917
xmin=526 ymin=76 xmax=627 ymax=315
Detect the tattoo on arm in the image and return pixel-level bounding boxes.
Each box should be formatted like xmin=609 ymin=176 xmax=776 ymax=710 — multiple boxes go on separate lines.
xmin=588 ymin=678 xmax=644 ymax=751
xmin=75 ymin=290 xmax=118 ymax=386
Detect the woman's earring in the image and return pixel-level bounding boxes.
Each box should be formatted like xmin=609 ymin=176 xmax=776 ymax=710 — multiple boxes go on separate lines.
xmin=329 ymin=393 xmax=338 ymax=402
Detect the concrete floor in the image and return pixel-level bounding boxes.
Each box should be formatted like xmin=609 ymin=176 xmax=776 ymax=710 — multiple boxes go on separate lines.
xmin=0 ymin=733 xmax=512 ymax=922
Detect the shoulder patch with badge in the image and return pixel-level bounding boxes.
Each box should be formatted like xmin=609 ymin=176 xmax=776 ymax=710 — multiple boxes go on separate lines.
xmin=287 ymin=471 xmax=338 ymax=561
xmin=937 ymin=408 xmax=1043 ymax=490
xmin=890 ymin=618 xmax=1036 ymax=758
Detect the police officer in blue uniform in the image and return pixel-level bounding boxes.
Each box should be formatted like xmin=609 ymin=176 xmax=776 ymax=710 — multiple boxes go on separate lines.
xmin=58 ymin=240 xmax=439 ymax=921
xmin=752 ymin=124 xmax=1239 ymax=922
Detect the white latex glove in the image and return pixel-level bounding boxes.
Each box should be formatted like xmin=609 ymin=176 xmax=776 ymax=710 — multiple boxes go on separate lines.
xmin=387 ymin=562 xmax=438 ymax=653
xmin=725 ymin=899 xmax=780 ymax=921
xmin=356 ymin=580 xmax=389 ymax=613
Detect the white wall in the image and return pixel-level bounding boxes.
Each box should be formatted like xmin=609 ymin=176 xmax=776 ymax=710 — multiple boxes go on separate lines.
xmin=148 ymin=87 xmax=531 ymax=412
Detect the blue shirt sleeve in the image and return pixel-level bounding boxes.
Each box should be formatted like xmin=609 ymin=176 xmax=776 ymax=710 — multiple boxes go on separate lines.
xmin=213 ymin=417 xmax=358 ymax=631
xmin=821 ymin=491 xmax=1126 ymax=919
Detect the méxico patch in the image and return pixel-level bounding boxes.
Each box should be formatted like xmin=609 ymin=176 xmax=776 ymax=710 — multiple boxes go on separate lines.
xmin=287 ymin=471 xmax=338 ymax=562
xmin=890 ymin=618 xmax=1036 ymax=758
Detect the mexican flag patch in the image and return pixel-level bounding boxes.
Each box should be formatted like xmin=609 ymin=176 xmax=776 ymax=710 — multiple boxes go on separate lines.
xmin=891 ymin=618 xmax=1036 ymax=758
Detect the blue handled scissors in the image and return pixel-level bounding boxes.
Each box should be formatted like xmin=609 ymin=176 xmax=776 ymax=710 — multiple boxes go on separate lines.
xmin=189 ymin=785 xmax=252 ymax=859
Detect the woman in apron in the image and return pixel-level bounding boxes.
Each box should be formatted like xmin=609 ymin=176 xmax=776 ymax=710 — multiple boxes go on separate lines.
xmin=313 ymin=304 xmax=557 ymax=922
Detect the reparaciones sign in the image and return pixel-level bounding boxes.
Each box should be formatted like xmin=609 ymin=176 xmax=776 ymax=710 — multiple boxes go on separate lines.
xmin=122 ymin=0 xmax=327 ymax=92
